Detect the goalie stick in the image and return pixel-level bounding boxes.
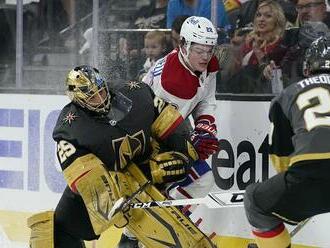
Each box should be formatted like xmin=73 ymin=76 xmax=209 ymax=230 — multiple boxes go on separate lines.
xmin=108 ymin=180 xmax=245 ymax=221
xmin=129 ymin=190 xmax=245 ymax=209
xmin=108 ymin=184 xmax=244 ymax=220
xmin=126 ymin=188 xmax=310 ymax=238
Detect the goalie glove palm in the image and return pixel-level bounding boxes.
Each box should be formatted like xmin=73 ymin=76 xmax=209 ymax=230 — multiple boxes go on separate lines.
xmin=150 ymin=151 xmax=188 ymax=184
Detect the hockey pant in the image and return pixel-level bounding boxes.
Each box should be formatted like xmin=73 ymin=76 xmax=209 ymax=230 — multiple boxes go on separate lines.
xmin=167 ymin=159 xmax=215 ymax=214
xmin=244 ymin=160 xmax=330 ymax=248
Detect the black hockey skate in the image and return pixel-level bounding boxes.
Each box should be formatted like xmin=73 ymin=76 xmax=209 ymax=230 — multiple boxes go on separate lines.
xmin=116 ymin=233 xmax=140 ymax=248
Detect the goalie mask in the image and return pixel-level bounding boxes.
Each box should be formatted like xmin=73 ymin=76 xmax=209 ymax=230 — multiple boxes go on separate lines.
xmin=66 ymin=65 xmax=111 ymax=113
xmin=303 ymin=35 xmax=330 ymax=75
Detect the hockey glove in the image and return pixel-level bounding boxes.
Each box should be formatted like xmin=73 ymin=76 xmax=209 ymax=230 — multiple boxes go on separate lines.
xmin=150 ymin=151 xmax=189 ymax=184
xmin=191 ymin=118 xmax=219 ymax=160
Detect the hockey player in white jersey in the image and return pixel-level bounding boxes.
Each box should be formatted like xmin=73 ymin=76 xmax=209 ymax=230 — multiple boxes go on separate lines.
xmin=143 ymin=16 xmax=220 ymax=208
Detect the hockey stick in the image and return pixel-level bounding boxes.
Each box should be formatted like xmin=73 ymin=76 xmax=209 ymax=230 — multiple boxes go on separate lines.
xmin=109 ymin=187 xmax=245 ymax=220
xmin=128 ymin=190 xmax=245 ymax=209
xmin=289 ymin=217 xmax=311 ymax=238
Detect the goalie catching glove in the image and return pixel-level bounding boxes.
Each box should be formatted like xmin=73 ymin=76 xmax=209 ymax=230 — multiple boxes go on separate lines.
xmin=191 ymin=117 xmax=220 ymax=160
xmin=150 ymin=151 xmax=189 ymax=184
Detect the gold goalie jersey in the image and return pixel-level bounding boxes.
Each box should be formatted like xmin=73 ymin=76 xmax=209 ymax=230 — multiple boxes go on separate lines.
xmin=269 ymin=73 xmax=330 ymax=173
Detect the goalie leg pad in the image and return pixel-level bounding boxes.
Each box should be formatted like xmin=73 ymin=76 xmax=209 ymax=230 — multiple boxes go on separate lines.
xmin=123 ymin=163 xmax=216 ymax=248
xmin=27 ymin=211 xmax=54 ymax=248
xmin=63 ymin=153 xmax=133 ymax=235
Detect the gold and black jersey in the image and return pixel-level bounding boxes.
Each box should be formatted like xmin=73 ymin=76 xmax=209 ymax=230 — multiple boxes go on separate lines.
xmin=53 ymin=82 xmax=185 ymax=172
xmin=269 ymin=73 xmax=330 ymax=171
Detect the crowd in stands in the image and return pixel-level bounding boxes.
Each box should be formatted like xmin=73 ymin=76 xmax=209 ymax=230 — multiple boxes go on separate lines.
xmin=0 ymin=0 xmax=330 ymax=94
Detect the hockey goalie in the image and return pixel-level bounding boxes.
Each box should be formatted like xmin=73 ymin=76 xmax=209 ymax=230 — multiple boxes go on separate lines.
xmin=26 ymin=65 xmax=216 ymax=248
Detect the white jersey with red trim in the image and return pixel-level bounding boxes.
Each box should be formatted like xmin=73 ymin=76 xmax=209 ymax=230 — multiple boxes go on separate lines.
xmin=142 ymin=49 xmax=219 ymax=122
xmin=143 ymin=49 xmax=219 ymax=229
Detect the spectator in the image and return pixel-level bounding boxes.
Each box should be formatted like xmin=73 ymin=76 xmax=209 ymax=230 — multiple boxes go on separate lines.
xmin=240 ymin=0 xmax=287 ymax=68
xmin=295 ymin=0 xmax=330 ymax=27
xmin=236 ymin=0 xmax=297 ymax=29
xmin=34 ymin=0 xmax=96 ymax=51
xmin=214 ymin=43 xmax=242 ymax=92
xmin=271 ymin=21 xmax=329 ymax=86
xmin=262 ymin=13 xmax=330 ymax=86
xmin=132 ymin=0 xmax=168 ymax=28
xmin=137 ymin=30 xmax=168 ymax=80
xmin=166 ymin=0 xmax=230 ymax=29
xmin=230 ymin=27 xmax=252 ymax=47
xmin=171 ymin=15 xmax=190 ymax=48
xmin=224 ymin=0 xmax=289 ymax=93
xmin=223 ymin=0 xmax=242 ymax=28
xmin=117 ymin=0 xmax=168 ymax=79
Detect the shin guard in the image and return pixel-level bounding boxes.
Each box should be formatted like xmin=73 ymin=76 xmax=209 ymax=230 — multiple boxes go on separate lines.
xmin=253 ymin=223 xmax=291 ymax=248
xmin=124 ymin=163 xmax=216 ymax=248
xmin=27 ymin=211 xmax=54 ymax=248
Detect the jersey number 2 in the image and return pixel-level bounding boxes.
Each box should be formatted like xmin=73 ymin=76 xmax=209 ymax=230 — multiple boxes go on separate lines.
xmin=296 ymin=87 xmax=330 ymax=131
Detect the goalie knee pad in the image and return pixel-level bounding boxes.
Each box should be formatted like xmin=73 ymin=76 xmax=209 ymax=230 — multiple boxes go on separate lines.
xmin=63 ymin=154 xmax=134 ymax=235
xmin=253 ymin=223 xmax=291 ymax=248
xmin=27 ymin=211 xmax=54 ymax=248
xmin=125 ymin=163 xmax=216 ymax=248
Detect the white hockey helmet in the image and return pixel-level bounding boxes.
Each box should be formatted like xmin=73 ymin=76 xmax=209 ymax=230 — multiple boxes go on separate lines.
xmin=180 ymin=16 xmax=218 ymax=46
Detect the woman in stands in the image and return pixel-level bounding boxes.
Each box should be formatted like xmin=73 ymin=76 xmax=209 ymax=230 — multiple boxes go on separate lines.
xmin=240 ymin=0 xmax=287 ymax=68
xmin=223 ymin=0 xmax=289 ymax=93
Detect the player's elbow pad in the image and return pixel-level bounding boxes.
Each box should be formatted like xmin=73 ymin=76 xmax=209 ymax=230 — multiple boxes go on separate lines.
xmin=151 ymin=104 xmax=184 ymax=140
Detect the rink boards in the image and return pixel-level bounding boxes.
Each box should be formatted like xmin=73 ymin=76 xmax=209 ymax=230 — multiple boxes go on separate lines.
xmin=0 ymin=93 xmax=328 ymax=248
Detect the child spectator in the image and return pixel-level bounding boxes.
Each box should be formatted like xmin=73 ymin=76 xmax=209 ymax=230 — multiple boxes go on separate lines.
xmin=137 ymin=30 xmax=167 ymax=80
xmin=132 ymin=0 xmax=168 ymax=28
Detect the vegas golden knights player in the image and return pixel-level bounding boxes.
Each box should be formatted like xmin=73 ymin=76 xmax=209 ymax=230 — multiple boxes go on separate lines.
xmin=26 ymin=65 xmax=216 ymax=248
xmin=244 ymin=36 xmax=330 ymax=248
